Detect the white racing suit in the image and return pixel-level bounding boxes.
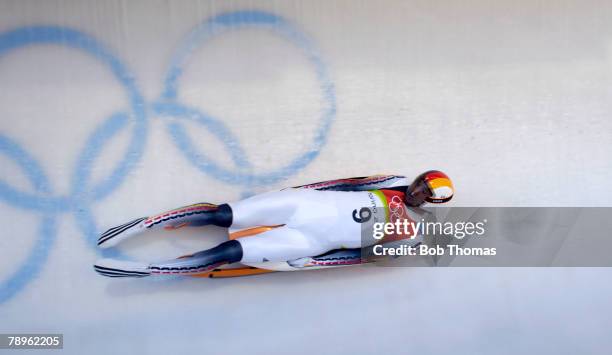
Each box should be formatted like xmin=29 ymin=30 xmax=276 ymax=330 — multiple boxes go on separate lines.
xmin=94 ymin=175 xmax=425 ymax=277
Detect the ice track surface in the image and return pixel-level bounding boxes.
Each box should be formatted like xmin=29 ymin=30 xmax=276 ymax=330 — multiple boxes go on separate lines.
xmin=1 ymin=1 xmax=612 ymax=354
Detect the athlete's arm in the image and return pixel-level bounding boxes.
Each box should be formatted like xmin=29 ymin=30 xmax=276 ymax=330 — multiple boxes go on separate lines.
xmin=289 ymin=175 xmax=410 ymax=192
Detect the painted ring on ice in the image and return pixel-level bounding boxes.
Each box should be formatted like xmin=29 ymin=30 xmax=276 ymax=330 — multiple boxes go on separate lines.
xmin=0 ymin=26 xmax=148 ymax=210
xmin=159 ymin=10 xmax=336 ymax=186
xmin=0 ymin=134 xmax=58 ymax=304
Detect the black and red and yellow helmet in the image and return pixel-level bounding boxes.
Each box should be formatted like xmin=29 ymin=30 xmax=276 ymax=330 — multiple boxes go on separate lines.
xmin=405 ymin=170 xmax=454 ymax=207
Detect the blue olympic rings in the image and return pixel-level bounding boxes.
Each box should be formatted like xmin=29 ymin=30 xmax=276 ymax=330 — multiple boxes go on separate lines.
xmin=157 ymin=11 xmax=336 ymax=185
xmin=0 ymin=135 xmax=58 ymax=304
xmin=0 ymin=10 xmax=336 ymax=304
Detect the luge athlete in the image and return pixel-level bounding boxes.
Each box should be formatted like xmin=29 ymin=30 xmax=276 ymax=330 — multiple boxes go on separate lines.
xmin=94 ymin=171 xmax=454 ymax=278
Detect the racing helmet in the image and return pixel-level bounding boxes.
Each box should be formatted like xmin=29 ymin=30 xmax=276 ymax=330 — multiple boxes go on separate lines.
xmin=405 ymin=170 xmax=454 ymax=207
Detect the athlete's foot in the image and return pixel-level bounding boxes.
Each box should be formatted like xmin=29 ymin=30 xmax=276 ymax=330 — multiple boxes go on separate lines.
xmin=94 ymin=240 xmax=244 ymax=278
xmin=97 ymin=202 xmax=232 ymax=248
